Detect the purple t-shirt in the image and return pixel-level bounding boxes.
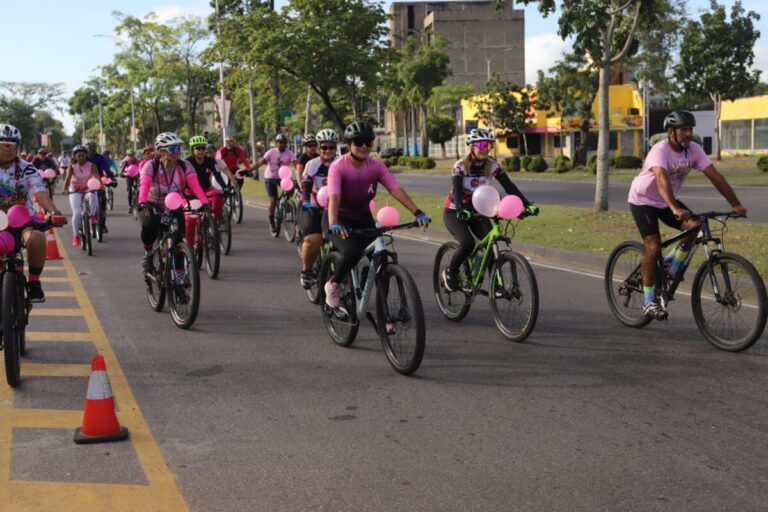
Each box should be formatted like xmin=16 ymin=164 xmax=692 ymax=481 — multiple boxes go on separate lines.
xmin=628 ymin=140 xmax=712 ymax=208
xmin=262 ymin=148 xmax=296 ymax=180
xmin=327 ymin=155 xmax=400 ymax=216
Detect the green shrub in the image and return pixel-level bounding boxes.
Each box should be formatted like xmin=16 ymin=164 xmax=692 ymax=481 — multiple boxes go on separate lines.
xmin=509 ymin=155 xmax=521 ymax=172
xmin=758 ymin=155 xmax=768 ymax=172
xmin=585 ymin=154 xmax=598 ymax=175
xmin=608 ymin=156 xmax=616 ymax=168
xmin=409 ymin=157 xmax=421 ymax=169
xmin=499 ymin=157 xmax=515 ymax=173
xmin=422 ymin=157 xmax=436 ymax=169
xmin=613 ymin=155 xmax=643 ymax=169
xmin=381 ymin=157 xmax=395 ymax=167
xmin=527 ymin=156 xmax=548 ymax=173
xmin=521 ymin=155 xmax=532 ymax=172
xmin=553 ymin=155 xmax=572 ymax=174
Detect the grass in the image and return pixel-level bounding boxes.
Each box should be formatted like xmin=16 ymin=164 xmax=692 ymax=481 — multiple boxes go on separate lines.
xmin=241 ymin=181 xmax=768 ymax=278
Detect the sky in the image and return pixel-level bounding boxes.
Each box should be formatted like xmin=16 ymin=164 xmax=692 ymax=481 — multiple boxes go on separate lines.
xmin=5 ymin=0 xmax=768 ymax=133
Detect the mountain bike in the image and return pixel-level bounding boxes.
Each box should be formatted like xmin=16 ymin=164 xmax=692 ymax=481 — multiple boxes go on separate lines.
xmin=230 ymin=169 xmax=250 ymax=225
xmin=186 ymin=205 xmax=220 ymax=279
xmin=72 ymin=190 xmax=97 ymax=256
xmin=143 ymin=205 xmax=201 ymax=329
xmin=605 ymin=211 xmax=767 ymax=352
xmin=295 ymin=217 xmax=329 ymax=304
xmin=433 ymin=213 xmax=539 ymax=342
xmin=272 ymin=185 xmax=299 ymax=241
xmin=106 ymin=183 xmax=115 ymax=211
xmin=220 ymin=189 xmax=234 ymax=255
xmin=2 ymin=216 xmax=65 ymax=387
xmin=318 ymin=222 xmax=426 ymax=375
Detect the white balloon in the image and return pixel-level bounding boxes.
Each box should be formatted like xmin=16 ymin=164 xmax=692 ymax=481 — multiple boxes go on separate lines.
xmin=0 ymin=210 xmax=8 ymax=231
xmin=472 ymin=185 xmax=500 ymax=217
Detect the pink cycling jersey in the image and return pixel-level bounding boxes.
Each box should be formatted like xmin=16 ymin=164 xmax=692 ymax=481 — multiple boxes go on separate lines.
xmin=69 ymin=162 xmax=96 ymax=192
xmin=628 ymin=140 xmax=712 ymax=209
xmin=327 ymin=155 xmax=400 ymax=217
xmin=262 ymin=148 xmax=296 ymax=180
xmin=302 ymin=155 xmax=338 ymax=207
xmin=443 ymin=158 xmax=501 ymax=209
xmin=138 ymin=159 xmax=209 ymax=206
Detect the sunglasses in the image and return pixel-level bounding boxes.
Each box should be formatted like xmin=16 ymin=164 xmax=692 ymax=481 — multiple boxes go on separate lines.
xmin=474 ymin=141 xmax=493 ymax=150
xmin=351 ymin=139 xmax=374 ymax=148
xmin=164 ymin=145 xmax=182 ymax=154
xmin=193 ymin=146 xmax=207 ymax=151
xmin=0 ymin=140 xmax=18 ymax=148
xmin=319 ymin=144 xmax=337 ymax=151
xmin=305 ymin=142 xmax=318 ymax=148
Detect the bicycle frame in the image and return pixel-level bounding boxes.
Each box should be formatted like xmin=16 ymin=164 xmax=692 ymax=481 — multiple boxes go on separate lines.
xmin=349 ymin=233 xmax=397 ymax=321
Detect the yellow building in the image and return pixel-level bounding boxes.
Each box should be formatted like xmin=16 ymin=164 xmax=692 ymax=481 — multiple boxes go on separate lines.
xmin=720 ymin=94 xmax=768 ymax=154
xmin=461 ymin=84 xmax=644 ymax=158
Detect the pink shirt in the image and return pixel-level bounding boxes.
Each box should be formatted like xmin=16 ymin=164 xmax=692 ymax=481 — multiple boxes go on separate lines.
xmin=138 ymin=159 xmax=208 ymax=206
xmin=628 ymin=140 xmax=712 ymax=209
xmin=262 ymin=148 xmax=296 ymax=180
xmin=69 ymin=162 xmax=95 ymax=192
xmin=327 ymin=155 xmax=400 ymax=216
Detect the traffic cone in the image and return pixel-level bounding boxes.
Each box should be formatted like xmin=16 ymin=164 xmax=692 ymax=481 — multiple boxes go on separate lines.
xmin=45 ymin=228 xmax=61 ymax=260
xmin=74 ymin=355 xmax=129 ymax=444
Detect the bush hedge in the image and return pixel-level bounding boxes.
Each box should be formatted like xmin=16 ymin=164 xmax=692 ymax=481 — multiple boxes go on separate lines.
xmin=527 ymin=155 xmax=548 ymax=173
xmin=391 ymin=156 xmax=436 ymax=169
xmin=612 ymin=155 xmax=643 ymax=169
xmin=585 ymin=154 xmax=598 ymax=174
xmin=758 ymin=155 xmax=768 ymax=172
xmin=553 ymin=155 xmax=572 ymax=173
xmin=521 ymin=156 xmax=532 ymax=172
xmin=500 ymin=156 xmax=521 ymax=173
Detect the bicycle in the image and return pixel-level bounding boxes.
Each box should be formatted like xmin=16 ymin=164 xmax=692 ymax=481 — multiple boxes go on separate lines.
xmin=71 ymin=190 xmax=98 ymax=256
xmin=1 ymin=216 xmax=64 ymax=387
xmin=272 ymin=185 xmax=299 ymax=241
xmin=295 ymin=219 xmax=330 ymax=304
xmin=433 ymin=212 xmax=539 ymax=342
xmin=605 ymin=211 xmax=767 ymax=352
xmin=220 ymin=189 xmax=234 ymax=255
xmin=230 ymin=169 xmax=249 ymax=225
xmin=186 ymin=204 xmax=220 ymax=279
xmin=318 ymin=222 xmax=426 ymax=375
xmin=143 ymin=205 xmax=201 ymax=329
xmin=106 ymin=183 xmax=115 ymax=211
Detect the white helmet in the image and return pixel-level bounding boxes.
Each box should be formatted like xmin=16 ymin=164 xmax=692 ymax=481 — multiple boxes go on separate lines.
xmin=0 ymin=124 xmax=22 ymax=143
xmin=154 ymin=132 xmax=184 ymax=150
xmin=465 ymin=128 xmax=494 ymax=145
xmin=316 ymin=129 xmax=340 ymax=143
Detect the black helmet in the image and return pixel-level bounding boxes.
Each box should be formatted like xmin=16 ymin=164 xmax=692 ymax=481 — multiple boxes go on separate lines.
xmin=72 ymin=144 xmax=87 ymax=155
xmin=274 ymin=133 xmax=289 ymax=143
xmin=206 ymin=143 xmax=216 ymax=152
xmin=85 ymin=138 xmax=97 ymax=148
xmin=663 ymin=110 xmax=696 ymax=131
xmin=344 ymin=121 xmax=374 ymax=141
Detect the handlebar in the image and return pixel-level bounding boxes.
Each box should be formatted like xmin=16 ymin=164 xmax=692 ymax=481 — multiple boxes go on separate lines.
xmin=692 ymin=211 xmax=745 ymax=221
xmin=346 ymin=221 xmax=420 ymax=236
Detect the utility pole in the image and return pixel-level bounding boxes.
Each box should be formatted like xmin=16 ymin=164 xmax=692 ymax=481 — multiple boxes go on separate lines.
xmin=269 ymin=0 xmax=279 ymax=134
xmin=215 ymin=0 xmax=227 ymax=145
xmin=95 ymin=84 xmax=104 ymax=150
xmin=130 ymin=85 xmax=137 ymax=153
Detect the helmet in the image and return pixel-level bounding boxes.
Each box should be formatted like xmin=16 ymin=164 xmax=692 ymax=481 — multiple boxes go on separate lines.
xmin=38 ymin=146 xmax=48 ymax=154
xmin=154 ymin=132 xmax=184 ymax=150
xmin=663 ymin=110 xmax=696 ymax=131
xmin=302 ymin=133 xmax=316 ymax=145
xmin=189 ymin=135 xmax=208 ymax=147
xmin=85 ymin=139 xmax=97 ymax=148
xmin=316 ymin=129 xmax=340 ymax=143
xmin=465 ymin=128 xmax=495 ymax=145
xmin=0 ymin=124 xmax=22 ymax=143
xmin=142 ymin=145 xmax=153 ymax=153
xmin=274 ymin=133 xmax=289 ymax=143
xmin=72 ymin=145 xmax=87 ymax=155
xmin=206 ymin=143 xmax=216 ymax=152
xmin=344 ymin=121 xmax=374 ymax=141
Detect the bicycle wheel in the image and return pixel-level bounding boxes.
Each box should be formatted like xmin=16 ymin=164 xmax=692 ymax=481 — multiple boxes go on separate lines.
xmin=204 ymin=217 xmax=221 ymax=279
xmin=3 ymin=272 xmax=21 ymax=387
xmin=691 ymin=252 xmax=768 ymax=352
xmin=132 ymin=189 xmax=139 ymax=220
xmin=376 ymin=263 xmax=425 ymax=375
xmin=234 ymin=189 xmax=243 ymax=224
xmin=192 ymin=218 xmax=204 ymax=268
xmin=306 ymin=249 xmax=324 ymax=305
xmin=319 ymin=252 xmax=358 ymax=347
xmin=219 ymin=209 xmax=232 ymax=255
xmin=167 ymin=242 xmax=200 ymax=329
xmin=432 ymin=242 xmax=473 ymax=322
xmin=489 ymin=252 xmax=539 ymax=342
xmin=272 ymin=200 xmax=283 ymax=238
xmin=81 ymin=209 xmax=92 ymax=256
xmin=281 ymin=201 xmax=297 ymax=242
xmin=604 ymin=241 xmax=653 ymax=328
xmin=19 ymin=282 xmax=28 ymax=356
xmin=146 ymin=247 xmax=166 ymax=312
xmin=107 ymin=188 xmax=114 ymax=211
xmin=95 ymin=213 xmax=104 ymax=243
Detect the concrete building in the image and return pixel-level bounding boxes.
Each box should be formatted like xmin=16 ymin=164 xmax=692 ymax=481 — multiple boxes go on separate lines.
xmin=720 ymin=94 xmax=768 ymax=155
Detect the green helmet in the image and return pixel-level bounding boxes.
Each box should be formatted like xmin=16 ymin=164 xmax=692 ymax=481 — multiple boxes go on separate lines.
xmin=189 ymin=135 xmax=208 ymax=147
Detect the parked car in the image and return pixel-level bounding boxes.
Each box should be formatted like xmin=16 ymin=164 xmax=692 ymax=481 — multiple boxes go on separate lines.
xmin=338 ymin=143 xmax=349 ymax=155
xmin=380 ymin=147 xmax=403 ymax=158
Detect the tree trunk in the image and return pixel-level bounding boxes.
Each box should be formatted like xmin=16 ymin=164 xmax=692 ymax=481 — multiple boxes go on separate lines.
xmin=410 ymin=106 xmax=418 ymax=156
xmin=595 ymin=64 xmax=610 ymax=211
xmin=440 ymin=142 xmax=446 ymax=158
xmin=314 ymin=87 xmax=346 ymax=133
xmin=420 ymin=105 xmax=430 ymax=157
xmin=574 ymin=119 xmax=590 ymax=166
xmin=520 ymin=130 xmax=529 ymax=156
xmin=711 ymin=92 xmax=722 ymax=161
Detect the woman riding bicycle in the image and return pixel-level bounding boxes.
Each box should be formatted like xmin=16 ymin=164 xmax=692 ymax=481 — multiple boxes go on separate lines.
xmin=440 ymin=128 xmax=537 ymax=293
xmin=61 ymin=144 xmax=101 ymax=247
xmin=323 ymin=120 xmax=430 ymax=308
xmin=137 ymin=132 xmax=210 ymax=273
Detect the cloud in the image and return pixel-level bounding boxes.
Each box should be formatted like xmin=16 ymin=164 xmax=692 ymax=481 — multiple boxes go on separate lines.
xmin=150 ymin=1 xmax=213 ymax=24
xmin=525 ymin=33 xmax=573 ymax=84
xmin=754 ymin=39 xmax=768 ymax=82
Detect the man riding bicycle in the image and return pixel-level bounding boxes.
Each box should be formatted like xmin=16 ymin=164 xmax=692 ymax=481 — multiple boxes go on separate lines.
xmin=216 ymin=136 xmax=251 ymax=190
xmin=84 ymin=139 xmax=115 ymax=234
xmin=255 ymin=133 xmax=297 ymax=235
xmin=628 ymin=110 xmax=747 ymax=320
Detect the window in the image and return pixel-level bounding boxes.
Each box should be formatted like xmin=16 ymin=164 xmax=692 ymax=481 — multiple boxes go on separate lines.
xmin=754 ymin=119 xmax=768 ymax=150
xmin=506 ymin=135 xmax=519 ymax=148
xmin=722 ymin=120 xmax=751 ymax=150
xmin=609 ymin=131 xmax=618 ymax=151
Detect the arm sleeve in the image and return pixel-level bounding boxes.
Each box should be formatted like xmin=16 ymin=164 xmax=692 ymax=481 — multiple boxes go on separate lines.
xmin=377 ymin=161 xmax=401 ymax=193
xmin=452 ymin=175 xmax=464 ymax=209
xmin=302 ymin=180 xmax=313 ymax=203
xmin=327 ymin=161 xmax=341 ymax=196
xmin=495 ymin=173 xmax=531 ymax=206
xmin=212 ymin=167 xmax=228 ymax=189
xmin=138 ymin=164 xmax=152 ymax=204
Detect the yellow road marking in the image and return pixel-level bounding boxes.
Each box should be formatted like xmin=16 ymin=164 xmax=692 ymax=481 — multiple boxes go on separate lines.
xmin=23 ymin=363 xmax=91 ymax=378
xmin=26 ymin=331 xmax=94 ymax=342
xmin=44 ymin=291 xmax=76 ymax=298
xmin=40 ymin=277 xmax=70 ymax=283
xmin=9 ymin=409 xmax=82 ymax=429
xmin=43 ymin=266 xmax=66 ymax=271
xmin=30 ymin=308 xmax=84 ymax=317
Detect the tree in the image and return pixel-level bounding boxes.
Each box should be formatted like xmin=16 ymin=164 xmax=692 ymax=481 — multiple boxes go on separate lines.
xmin=0 ymin=82 xmax=65 ymax=152
xmin=472 ymin=74 xmax=535 ymax=155
xmin=427 ymin=114 xmax=456 ymax=158
xmin=427 ymin=83 xmax=475 ymax=158
xmin=675 ymin=0 xmax=761 ymax=161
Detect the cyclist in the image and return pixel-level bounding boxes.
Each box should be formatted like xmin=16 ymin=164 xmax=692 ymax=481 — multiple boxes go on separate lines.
xmin=57 ymin=151 xmax=71 ymax=173
xmin=255 ymin=133 xmax=297 ymax=234
xmin=61 ymin=145 xmax=101 ymax=247
xmin=440 ymin=128 xmax=537 ymax=293
xmin=137 ymin=132 xmax=210 ymax=274
xmin=85 ymin=139 xmax=115 ymax=234
xmin=216 ymin=136 xmax=251 ymax=190
xmin=120 ymin=150 xmax=140 ymax=213
xmin=32 ymin=147 xmax=58 ymax=173
xmin=138 ymin=145 xmax=154 ymax=170
xmin=296 ymin=133 xmax=318 ymax=175
xmin=323 ymin=121 xmax=430 ymax=308
xmin=0 ymin=124 xmax=66 ymax=303
xmin=628 ymin=110 xmax=747 ymax=320
xmin=298 ymin=128 xmax=339 ymax=289
xmin=205 ymin=143 xmax=217 ymax=160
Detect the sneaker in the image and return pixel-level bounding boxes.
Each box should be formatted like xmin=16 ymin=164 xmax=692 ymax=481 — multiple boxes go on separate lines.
xmin=142 ymin=253 xmax=153 ymax=274
xmin=385 ymin=322 xmax=396 ymax=335
xmin=72 ymin=235 xmax=80 ymax=247
xmin=28 ymin=281 xmax=45 ymax=303
xmin=324 ymin=281 xmax=340 ymax=308
xmin=89 ymin=215 xmax=97 ymax=225
xmin=441 ymin=267 xmax=459 ymax=292
xmin=300 ymin=270 xmax=315 ymax=290
xmin=643 ymin=301 xmax=668 ymax=320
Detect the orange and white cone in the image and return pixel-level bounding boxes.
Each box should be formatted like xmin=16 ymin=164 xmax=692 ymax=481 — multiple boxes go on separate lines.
xmin=74 ymin=355 xmax=129 ymax=444
xmin=45 ymin=228 xmax=61 ymax=260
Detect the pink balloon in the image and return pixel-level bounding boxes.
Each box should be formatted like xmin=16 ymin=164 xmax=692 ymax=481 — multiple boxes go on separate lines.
xmin=280 ymin=178 xmax=294 ymax=191
xmin=165 ymin=192 xmax=183 ymax=210
xmin=189 ymin=199 xmax=202 ymax=210
xmin=498 ymin=195 xmax=524 ymax=219
xmin=278 ymin=166 xmax=292 ymax=180
xmin=87 ymin=177 xmax=101 ymax=191
xmin=316 ymin=186 xmax=329 ymax=208
xmin=0 ymin=210 xmax=7 ymax=231
xmin=0 ymin=231 xmax=14 ymax=254
xmin=43 ymin=169 xmax=57 ymax=179
xmin=101 ymin=177 xmax=112 ymax=185
xmin=472 ymin=185 xmax=500 ymax=217
xmin=7 ymin=204 xmax=30 ymax=229
xmin=38 ymin=170 xmax=45 ymax=177
xmin=376 ymin=206 xmax=400 ymax=227
xmin=369 ymin=199 xmax=376 ymax=213
xmin=126 ymin=164 xmax=140 ymax=177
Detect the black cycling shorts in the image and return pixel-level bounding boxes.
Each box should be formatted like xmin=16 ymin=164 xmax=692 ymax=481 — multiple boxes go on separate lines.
xmin=300 ymin=207 xmax=323 ymax=236
xmin=629 ymin=200 xmax=689 ymax=239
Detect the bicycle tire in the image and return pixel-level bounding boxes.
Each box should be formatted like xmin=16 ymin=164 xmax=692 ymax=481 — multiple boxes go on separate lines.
xmin=205 ymin=217 xmax=220 ymax=279
xmin=432 ymin=242 xmax=473 ymax=322
xmin=107 ymin=188 xmax=114 ymax=211
xmin=376 ymin=264 xmax=425 ymax=375
xmin=193 ymin=218 xmax=204 ymax=268
xmin=234 ymin=190 xmax=243 ymax=224
xmin=95 ymin=215 xmax=104 ymax=243
xmin=281 ymin=201 xmax=297 ymax=242
xmin=81 ymin=209 xmax=92 ymax=256
xmin=167 ymin=242 xmax=200 ymax=329
xmin=319 ymin=252 xmax=359 ymax=347
xmin=604 ymin=241 xmax=653 ymax=328
xmin=220 ymin=209 xmax=232 ymax=255
xmin=489 ymin=252 xmax=539 ymax=342
xmin=146 ymin=247 xmax=165 ymax=312
xmin=3 ymin=272 xmax=21 ymax=387
xmin=306 ymin=249 xmax=323 ymax=305
xmin=19 ymin=283 xmax=28 ymax=357
xmin=272 ymin=200 xmax=283 ymax=238
xmin=132 ymin=189 xmax=139 ymax=220
xmin=691 ymin=252 xmax=768 ymax=352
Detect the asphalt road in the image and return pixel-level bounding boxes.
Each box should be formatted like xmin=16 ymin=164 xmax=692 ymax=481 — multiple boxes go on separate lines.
xmin=20 ymin=185 xmax=768 ymax=511
xmin=397 ymin=174 xmax=768 ymax=223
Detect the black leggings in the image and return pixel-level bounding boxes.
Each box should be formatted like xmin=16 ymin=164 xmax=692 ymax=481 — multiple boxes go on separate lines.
xmin=443 ymin=208 xmax=492 ymax=272
xmin=126 ymin=177 xmax=138 ymax=205
xmin=140 ymin=208 xmax=185 ymax=248
xmin=322 ymin=211 xmax=377 ymax=283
